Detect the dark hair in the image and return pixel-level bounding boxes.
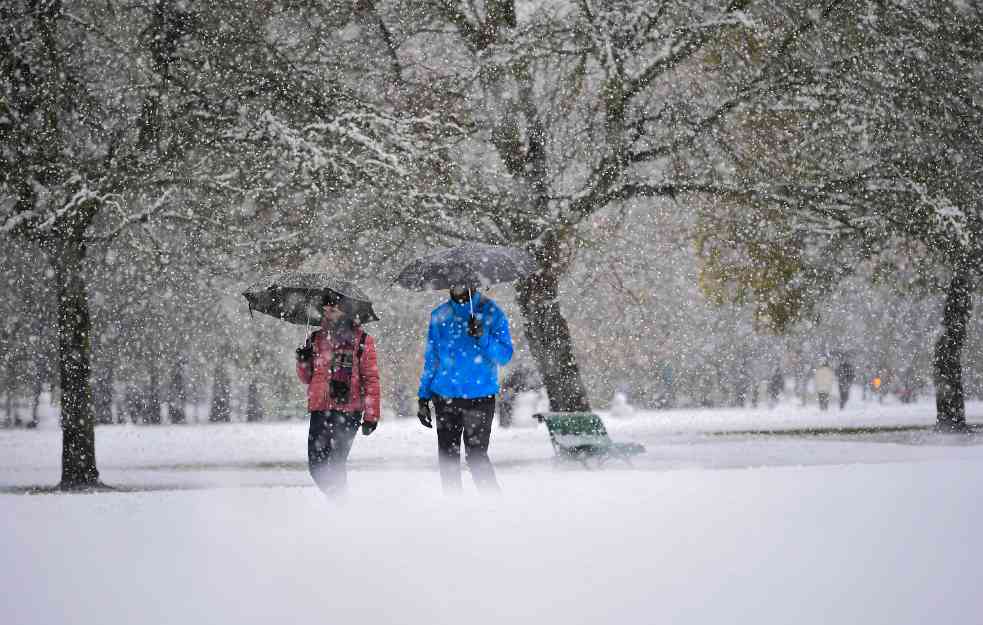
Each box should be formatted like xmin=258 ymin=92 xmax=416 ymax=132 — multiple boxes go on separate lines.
xmin=321 ymin=289 xmax=343 ymax=307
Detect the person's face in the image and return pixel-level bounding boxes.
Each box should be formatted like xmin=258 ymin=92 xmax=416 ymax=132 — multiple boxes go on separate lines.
xmin=322 ymin=300 xmax=345 ymax=322
xmin=449 ymin=285 xmax=471 ymax=304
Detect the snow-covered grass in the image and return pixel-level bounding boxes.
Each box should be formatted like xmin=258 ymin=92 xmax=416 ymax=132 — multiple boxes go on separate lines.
xmin=2 ymin=397 xmax=982 ymax=625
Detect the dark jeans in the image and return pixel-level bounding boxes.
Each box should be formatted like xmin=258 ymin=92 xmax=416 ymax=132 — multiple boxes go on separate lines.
xmin=434 ymin=395 xmax=500 ymax=494
xmin=838 ymin=384 xmax=851 ymax=409
xmin=308 ymin=410 xmax=361 ymax=495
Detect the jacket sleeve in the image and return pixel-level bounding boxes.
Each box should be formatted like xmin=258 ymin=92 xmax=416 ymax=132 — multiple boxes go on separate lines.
xmin=478 ymin=305 xmax=513 ymax=366
xmin=417 ymin=316 xmax=439 ymax=400
xmin=296 ymin=333 xmax=314 ymax=384
xmin=359 ymin=335 xmax=382 ymax=423
xmin=296 ymin=360 xmax=313 ymax=385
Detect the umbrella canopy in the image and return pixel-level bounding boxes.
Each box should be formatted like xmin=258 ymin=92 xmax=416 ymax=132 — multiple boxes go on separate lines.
xmin=242 ymin=272 xmax=380 ymax=326
xmin=394 ymin=243 xmax=537 ymax=291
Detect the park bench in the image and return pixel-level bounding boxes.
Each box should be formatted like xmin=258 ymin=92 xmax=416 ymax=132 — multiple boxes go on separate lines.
xmin=532 ymin=412 xmax=646 ymax=467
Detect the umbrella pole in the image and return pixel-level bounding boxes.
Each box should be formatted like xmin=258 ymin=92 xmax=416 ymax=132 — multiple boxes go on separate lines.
xmin=303 ymin=303 xmax=312 ymax=345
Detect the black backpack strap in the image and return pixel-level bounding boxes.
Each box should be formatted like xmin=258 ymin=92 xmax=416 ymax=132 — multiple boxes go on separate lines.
xmin=355 ymin=330 xmax=369 ymax=399
xmin=356 ymin=330 xmax=367 ymax=360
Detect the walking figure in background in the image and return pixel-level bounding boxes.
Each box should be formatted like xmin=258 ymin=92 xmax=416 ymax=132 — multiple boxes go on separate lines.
xmin=815 ymin=359 xmax=835 ymax=411
xmin=768 ymin=368 xmax=784 ymax=407
xmin=417 ymin=283 xmax=513 ymax=494
xmin=872 ymin=375 xmax=884 ymax=403
xmin=297 ymin=289 xmax=381 ymax=496
xmin=498 ymin=364 xmax=541 ymax=427
xmin=836 ymin=359 xmax=855 ymax=409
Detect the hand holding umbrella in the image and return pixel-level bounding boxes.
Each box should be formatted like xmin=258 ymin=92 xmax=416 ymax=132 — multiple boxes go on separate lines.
xmin=467 ymin=314 xmax=483 ymax=338
xmin=397 ymin=244 xmax=533 ymax=342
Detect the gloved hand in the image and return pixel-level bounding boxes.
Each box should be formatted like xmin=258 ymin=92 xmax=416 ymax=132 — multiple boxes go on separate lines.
xmin=417 ymin=399 xmax=432 ymax=428
xmin=468 ymin=315 xmax=483 ymax=338
xmin=361 ymin=421 xmax=377 ymax=436
xmin=296 ymin=345 xmax=313 ymax=361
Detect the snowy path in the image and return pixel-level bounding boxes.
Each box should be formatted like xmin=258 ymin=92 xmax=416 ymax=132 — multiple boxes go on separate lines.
xmin=2 ymin=397 xmax=981 ymax=490
xmin=2 ymin=399 xmax=982 ymax=625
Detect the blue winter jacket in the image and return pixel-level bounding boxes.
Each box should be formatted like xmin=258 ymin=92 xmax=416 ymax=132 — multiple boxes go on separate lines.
xmin=418 ymin=292 xmax=513 ymax=400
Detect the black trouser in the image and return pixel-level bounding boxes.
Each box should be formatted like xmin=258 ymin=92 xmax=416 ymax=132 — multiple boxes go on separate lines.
xmin=838 ymin=383 xmax=850 ymax=409
xmin=434 ymin=395 xmax=499 ymax=493
xmin=308 ymin=410 xmax=361 ymax=495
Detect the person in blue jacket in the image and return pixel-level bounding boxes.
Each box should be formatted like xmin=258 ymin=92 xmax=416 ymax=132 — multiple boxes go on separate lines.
xmin=417 ymin=283 xmax=513 ymax=493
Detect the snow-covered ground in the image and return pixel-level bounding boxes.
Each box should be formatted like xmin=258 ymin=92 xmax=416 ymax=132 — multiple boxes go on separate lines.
xmin=2 ymin=397 xmax=982 ymax=625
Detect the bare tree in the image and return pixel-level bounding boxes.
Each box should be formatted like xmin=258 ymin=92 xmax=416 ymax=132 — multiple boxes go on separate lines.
xmin=0 ymin=0 xmax=461 ymax=487
xmin=354 ymin=0 xmax=856 ymax=411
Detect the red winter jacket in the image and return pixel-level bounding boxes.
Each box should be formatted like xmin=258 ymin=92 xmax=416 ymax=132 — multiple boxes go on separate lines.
xmin=296 ymin=325 xmax=381 ymax=423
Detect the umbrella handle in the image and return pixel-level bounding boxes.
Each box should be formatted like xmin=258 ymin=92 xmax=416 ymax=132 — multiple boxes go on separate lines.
xmin=303 ymin=298 xmax=312 ymax=346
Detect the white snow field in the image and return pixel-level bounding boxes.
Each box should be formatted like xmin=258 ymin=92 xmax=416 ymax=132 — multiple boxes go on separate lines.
xmin=2 ymin=397 xmax=982 ymax=625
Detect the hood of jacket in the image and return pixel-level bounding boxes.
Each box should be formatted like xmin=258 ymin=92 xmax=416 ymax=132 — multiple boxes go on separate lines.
xmin=448 ymin=291 xmax=481 ymax=318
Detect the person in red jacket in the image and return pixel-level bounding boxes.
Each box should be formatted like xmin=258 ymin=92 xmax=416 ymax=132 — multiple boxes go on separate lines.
xmin=296 ymin=289 xmax=381 ymax=495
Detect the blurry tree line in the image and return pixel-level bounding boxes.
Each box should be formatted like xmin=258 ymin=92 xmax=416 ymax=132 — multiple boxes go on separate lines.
xmin=4 ymin=197 xmax=979 ymax=427
xmin=1 ymin=0 xmax=980 ymax=487
xmin=696 ymin=0 xmax=983 ymax=427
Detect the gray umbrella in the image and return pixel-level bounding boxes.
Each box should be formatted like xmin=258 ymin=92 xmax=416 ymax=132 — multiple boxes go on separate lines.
xmin=394 ymin=243 xmax=537 ymax=291
xmin=242 ymin=272 xmax=380 ymax=325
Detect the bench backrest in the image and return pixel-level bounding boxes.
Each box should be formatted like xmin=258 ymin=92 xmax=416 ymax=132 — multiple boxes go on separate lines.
xmin=534 ymin=412 xmax=612 ymax=447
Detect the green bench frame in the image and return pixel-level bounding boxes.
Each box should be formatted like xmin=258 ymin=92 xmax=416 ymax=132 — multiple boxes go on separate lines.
xmin=533 ymin=412 xmax=645 ymax=467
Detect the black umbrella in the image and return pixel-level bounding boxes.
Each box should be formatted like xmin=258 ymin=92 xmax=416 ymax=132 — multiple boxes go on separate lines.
xmin=394 ymin=243 xmax=537 ymax=291
xmin=242 ymin=272 xmax=380 ymax=326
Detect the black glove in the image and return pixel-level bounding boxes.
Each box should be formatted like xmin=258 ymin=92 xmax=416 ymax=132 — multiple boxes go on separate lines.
xmin=361 ymin=421 xmax=377 ymax=436
xmin=296 ymin=345 xmax=313 ymax=361
xmin=417 ymin=399 xmax=432 ymax=428
xmin=468 ymin=315 xmax=484 ymax=338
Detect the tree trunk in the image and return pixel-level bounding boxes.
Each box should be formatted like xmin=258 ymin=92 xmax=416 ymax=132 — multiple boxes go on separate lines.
xmin=516 ymin=235 xmax=590 ymax=413
xmin=245 ymin=347 xmax=263 ymax=422
xmin=53 ymin=242 xmax=101 ymax=488
xmin=3 ymin=376 xmax=12 ymax=428
xmin=145 ymin=358 xmax=161 ymax=424
xmin=246 ymin=381 xmax=263 ymax=422
xmin=30 ymin=369 xmax=43 ymax=427
xmin=933 ymin=264 xmax=973 ymax=431
xmin=209 ymin=362 xmax=231 ymax=422
xmin=168 ymin=358 xmax=187 ymax=424
xmin=92 ymin=356 xmax=114 ymax=425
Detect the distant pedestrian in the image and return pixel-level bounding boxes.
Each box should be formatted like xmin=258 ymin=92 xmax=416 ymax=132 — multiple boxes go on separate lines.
xmin=871 ymin=375 xmax=884 ymax=403
xmin=498 ymin=364 xmax=540 ymax=427
xmin=733 ymin=366 xmax=751 ymax=408
xmin=768 ymin=369 xmax=784 ymax=406
xmin=836 ymin=360 xmax=855 ymax=409
xmin=393 ymin=383 xmax=412 ymax=419
xmin=417 ymin=284 xmax=513 ymax=494
xmin=815 ymin=360 xmax=835 ymax=411
xmin=659 ymin=362 xmax=676 ymax=408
